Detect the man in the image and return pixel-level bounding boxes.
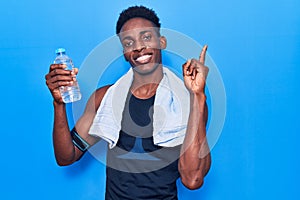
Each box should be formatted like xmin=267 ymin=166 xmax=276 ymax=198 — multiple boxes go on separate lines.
xmin=45 ymin=5 xmax=211 ymax=200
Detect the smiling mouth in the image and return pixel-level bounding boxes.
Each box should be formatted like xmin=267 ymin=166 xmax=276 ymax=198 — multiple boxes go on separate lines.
xmin=135 ymin=54 xmax=152 ymax=64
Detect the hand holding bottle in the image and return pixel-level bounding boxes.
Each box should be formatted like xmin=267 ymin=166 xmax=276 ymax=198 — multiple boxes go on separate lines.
xmin=45 ymin=48 xmax=81 ymax=104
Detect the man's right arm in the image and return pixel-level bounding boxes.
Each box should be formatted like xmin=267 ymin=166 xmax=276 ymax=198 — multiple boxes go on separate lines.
xmin=52 ymin=86 xmax=110 ymax=166
xmin=45 ymin=63 xmax=110 ymax=166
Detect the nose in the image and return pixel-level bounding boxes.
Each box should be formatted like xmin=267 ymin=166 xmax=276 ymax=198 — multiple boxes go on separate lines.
xmin=133 ymin=39 xmax=146 ymax=51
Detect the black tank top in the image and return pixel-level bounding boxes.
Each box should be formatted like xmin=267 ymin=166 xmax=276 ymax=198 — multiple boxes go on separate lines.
xmin=105 ymin=92 xmax=181 ymax=200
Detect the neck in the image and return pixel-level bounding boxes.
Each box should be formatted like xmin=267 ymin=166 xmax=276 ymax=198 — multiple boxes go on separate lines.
xmin=131 ymin=65 xmax=163 ymax=99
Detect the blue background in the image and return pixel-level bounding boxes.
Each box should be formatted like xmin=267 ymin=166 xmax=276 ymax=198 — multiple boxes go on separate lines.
xmin=1 ymin=0 xmax=299 ymax=199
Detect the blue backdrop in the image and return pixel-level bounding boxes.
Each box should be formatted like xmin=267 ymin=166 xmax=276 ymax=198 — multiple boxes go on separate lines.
xmin=1 ymin=0 xmax=299 ymax=199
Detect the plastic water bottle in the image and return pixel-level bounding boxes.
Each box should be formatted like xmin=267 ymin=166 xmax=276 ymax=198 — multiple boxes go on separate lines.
xmin=54 ymin=48 xmax=81 ymax=103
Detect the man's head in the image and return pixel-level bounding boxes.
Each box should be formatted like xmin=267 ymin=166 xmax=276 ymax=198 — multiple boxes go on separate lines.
xmin=116 ymin=6 xmax=167 ymax=75
xmin=116 ymin=5 xmax=161 ymax=35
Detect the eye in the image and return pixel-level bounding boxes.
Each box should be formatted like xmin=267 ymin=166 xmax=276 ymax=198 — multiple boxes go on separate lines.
xmin=123 ymin=40 xmax=134 ymax=47
xmin=142 ymin=34 xmax=152 ymax=41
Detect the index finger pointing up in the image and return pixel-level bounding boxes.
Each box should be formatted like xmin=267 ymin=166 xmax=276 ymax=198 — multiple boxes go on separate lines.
xmin=199 ymin=45 xmax=208 ymax=64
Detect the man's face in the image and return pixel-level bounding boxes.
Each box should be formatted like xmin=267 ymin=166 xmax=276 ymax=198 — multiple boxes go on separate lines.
xmin=119 ymin=17 xmax=166 ymax=75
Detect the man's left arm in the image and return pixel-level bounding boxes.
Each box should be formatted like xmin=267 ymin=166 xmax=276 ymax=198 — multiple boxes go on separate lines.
xmin=179 ymin=45 xmax=211 ymax=190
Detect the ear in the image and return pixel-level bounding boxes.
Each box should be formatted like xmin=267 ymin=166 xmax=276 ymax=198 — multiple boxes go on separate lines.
xmin=159 ymin=36 xmax=167 ymax=50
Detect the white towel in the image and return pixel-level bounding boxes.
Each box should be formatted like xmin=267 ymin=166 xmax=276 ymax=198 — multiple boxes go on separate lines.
xmin=89 ymin=67 xmax=190 ymax=148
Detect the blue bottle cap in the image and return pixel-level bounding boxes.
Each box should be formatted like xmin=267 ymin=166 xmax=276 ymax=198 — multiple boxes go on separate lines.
xmin=55 ymin=48 xmax=66 ymax=54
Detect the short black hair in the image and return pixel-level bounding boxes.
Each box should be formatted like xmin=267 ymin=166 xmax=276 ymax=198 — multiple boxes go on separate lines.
xmin=116 ymin=5 xmax=161 ymax=34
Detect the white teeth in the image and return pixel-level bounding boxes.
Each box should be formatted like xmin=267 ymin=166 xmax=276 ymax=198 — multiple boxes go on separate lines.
xmin=136 ymin=55 xmax=151 ymax=62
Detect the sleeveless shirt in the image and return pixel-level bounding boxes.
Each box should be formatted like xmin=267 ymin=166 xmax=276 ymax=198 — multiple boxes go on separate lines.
xmin=105 ymin=92 xmax=181 ymax=200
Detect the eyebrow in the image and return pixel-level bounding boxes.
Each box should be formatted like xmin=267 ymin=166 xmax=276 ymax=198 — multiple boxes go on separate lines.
xmin=121 ymin=29 xmax=153 ymax=41
xmin=140 ymin=30 xmax=151 ymax=35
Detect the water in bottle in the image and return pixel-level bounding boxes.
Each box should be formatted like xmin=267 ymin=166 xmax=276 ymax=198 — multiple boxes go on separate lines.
xmin=53 ymin=48 xmax=81 ymax=103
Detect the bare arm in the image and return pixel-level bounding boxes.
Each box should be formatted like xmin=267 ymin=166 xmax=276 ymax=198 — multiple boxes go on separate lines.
xmin=179 ymin=45 xmax=211 ymax=189
xmin=45 ymin=64 xmax=110 ymax=166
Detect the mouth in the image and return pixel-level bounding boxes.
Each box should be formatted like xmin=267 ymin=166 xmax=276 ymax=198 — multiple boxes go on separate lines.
xmin=134 ymin=53 xmax=152 ymax=64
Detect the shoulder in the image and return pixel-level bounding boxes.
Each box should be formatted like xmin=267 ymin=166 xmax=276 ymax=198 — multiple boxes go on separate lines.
xmin=95 ymin=85 xmax=112 ymax=99
xmin=85 ymin=85 xmax=112 ymax=113
xmin=94 ymin=85 xmax=112 ymax=109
